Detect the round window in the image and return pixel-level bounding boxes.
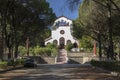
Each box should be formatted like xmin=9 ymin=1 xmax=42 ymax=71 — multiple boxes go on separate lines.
xmin=60 ymin=30 xmax=65 ymax=35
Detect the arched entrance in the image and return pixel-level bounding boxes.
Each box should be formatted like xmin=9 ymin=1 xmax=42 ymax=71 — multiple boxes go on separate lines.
xmin=59 ymin=37 xmax=65 ymax=49
xmin=73 ymin=42 xmax=78 ymax=48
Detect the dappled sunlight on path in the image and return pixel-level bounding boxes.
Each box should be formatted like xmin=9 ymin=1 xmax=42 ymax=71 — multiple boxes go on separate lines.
xmin=0 ymin=64 xmax=119 ymax=80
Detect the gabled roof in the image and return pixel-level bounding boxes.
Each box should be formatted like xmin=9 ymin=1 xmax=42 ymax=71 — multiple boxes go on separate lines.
xmin=57 ymin=16 xmax=72 ymax=21
xmin=44 ymin=36 xmax=52 ymax=42
xmin=53 ymin=16 xmax=73 ymax=27
xmin=55 ymin=16 xmax=72 ymax=23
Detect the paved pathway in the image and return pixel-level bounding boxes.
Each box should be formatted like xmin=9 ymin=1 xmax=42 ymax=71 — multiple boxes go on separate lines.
xmin=0 ymin=64 xmax=119 ymax=80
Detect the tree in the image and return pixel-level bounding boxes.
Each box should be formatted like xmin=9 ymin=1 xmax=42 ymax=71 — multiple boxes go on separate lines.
xmin=0 ymin=0 xmax=56 ymax=60
xmin=67 ymin=0 xmax=120 ymax=60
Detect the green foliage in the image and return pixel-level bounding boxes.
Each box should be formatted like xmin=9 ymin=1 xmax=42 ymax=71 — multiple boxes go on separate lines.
xmin=65 ymin=43 xmax=74 ymax=51
xmin=14 ymin=59 xmax=25 ymax=66
xmin=18 ymin=45 xmax=58 ymax=57
xmin=46 ymin=43 xmax=58 ymax=56
xmin=0 ymin=59 xmax=25 ymax=69
xmin=0 ymin=0 xmax=56 ymax=59
xmin=80 ymin=36 xmax=93 ymax=52
xmin=7 ymin=59 xmax=25 ymax=66
xmin=73 ymin=20 xmax=85 ymax=39
xmin=46 ymin=43 xmax=57 ymax=49
xmin=91 ymin=60 xmax=120 ymax=72
xmin=7 ymin=60 xmax=15 ymax=66
xmin=77 ymin=0 xmax=120 ymax=58
xmin=0 ymin=61 xmax=7 ymax=69
xmin=29 ymin=47 xmax=35 ymax=56
xmin=51 ymin=48 xmax=58 ymax=56
xmin=18 ymin=46 xmax=27 ymax=57
xmin=67 ymin=0 xmax=120 ymax=60
xmin=34 ymin=46 xmax=41 ymax=55
xmin=34 ymin=46 xmax=52 ymax=56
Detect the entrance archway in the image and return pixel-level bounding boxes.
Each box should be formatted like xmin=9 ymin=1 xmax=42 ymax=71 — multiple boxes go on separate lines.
xmin=59 ymin=37 xmax=65 ymax=49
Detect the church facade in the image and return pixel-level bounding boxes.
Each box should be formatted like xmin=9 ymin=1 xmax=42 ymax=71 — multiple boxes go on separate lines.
xmin=45 ymin=16 xmax=79 ymax=47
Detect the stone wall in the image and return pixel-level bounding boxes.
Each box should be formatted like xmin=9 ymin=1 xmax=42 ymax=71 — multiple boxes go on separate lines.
xmin=68 ymin=52 xmax=94 ymax=57
xmin=43 ymin=57 xmax=55 ymax=64
xmin=30 ymin=52 xmax=99 ymax=64
xmin=68 ymin=57 xmax=83 ymax=64
xmin=67 ymin=52 xmax=98 ymax=64
xmin=30 ymin=56 xmax=55 ymax=64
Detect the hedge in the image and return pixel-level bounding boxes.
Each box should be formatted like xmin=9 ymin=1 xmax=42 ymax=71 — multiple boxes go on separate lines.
xmin=91 ymin=60 xmax=120 ymax=72
xmin=0 ymin=61 xmax=8 ymax=69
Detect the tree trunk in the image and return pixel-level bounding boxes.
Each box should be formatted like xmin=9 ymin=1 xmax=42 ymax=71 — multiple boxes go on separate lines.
xmin=107 ymin=0 xmax=114 ymax=60
xmin=14 ymin=44 xmax=19 ymax=58
xmin=0 ymin=32 xmax=4 ymax=61
xmin=98 ymin=33 xmax=102 ymax=60
xmin=6 ymin=34 xmax=13 ymax=59
xmin=0 ymin=13 xmax=4 ymax=61
xmin=8 ymin=47 xmax=11 ymax=59
xmin=1 ymin=11 xmax=8 ymax=60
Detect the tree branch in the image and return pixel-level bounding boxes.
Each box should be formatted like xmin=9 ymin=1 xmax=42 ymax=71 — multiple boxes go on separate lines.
xmin=110 ymin=0 xmax=120 ymax=13
xmin=93 ymin=0 xmax=120 ymax=12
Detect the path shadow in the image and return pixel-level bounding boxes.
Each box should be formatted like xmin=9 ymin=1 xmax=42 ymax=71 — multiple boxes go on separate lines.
xmin=11 ymin=74 xmax=66 ymax=80
xmin=0 ymin=66 xmax=23 ymax=74
xmin=29 ymin=56 xmax=48 ymax=64
xmin=83 ymin=61 xmax=91 ymax=64
xmin=68 ymin=59 xmax=81 ymax=64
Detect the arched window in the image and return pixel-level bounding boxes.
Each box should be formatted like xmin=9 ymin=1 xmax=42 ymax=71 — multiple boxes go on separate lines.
xmin=59 ymin=37 xmax=65 ymax=49
xmin=53 ymin=40 xmax=58 ymax=45
xmin=67 ymin=40 xmax=71 ymax=45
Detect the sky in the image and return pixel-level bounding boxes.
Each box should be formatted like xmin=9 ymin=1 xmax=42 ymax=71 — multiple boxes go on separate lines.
xmin=46 ymin=0 xmax=79 ymax=20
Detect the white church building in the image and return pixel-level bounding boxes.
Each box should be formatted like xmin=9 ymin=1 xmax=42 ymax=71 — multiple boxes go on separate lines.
xmin=45 ymin=16 xmax=79 ymax=48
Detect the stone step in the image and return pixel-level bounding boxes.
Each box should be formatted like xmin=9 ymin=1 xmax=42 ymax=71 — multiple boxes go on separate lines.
xmin=56 ymin=57 xmax=67 ymax=62
xmin=56 ymin=49 xmax=68 ymax=64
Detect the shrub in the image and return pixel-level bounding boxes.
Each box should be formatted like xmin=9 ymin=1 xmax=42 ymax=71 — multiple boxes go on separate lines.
xmin=91 ymin=60 xmax=120 ymax=72
xmin=51 ymin=48 xmax=58 ymax=56
xmin=20 ymin=59 xmax=26 ymax=64
xmin=34 ymin=45 xmax=58 ymax=56
xmin=7 ymin=59 xmax=14 ymax=66
xmin=7 ymin=59 xmax=26 ymax=66
xmin=65 ymin=43 xmax=73 ymax=51
xmin=34 ymin=46 xmax=41 ymax=55
xmin=46 ymin=43 xmax=57 ymax=49
xmin=29 ymin=47 xmax=35 ymax=56
xmin=43 ymin=48 xmax=51 ymax=56
xmin=18 ymin=46 xmax=27 ymax=57
xmin=0 ymin=61 xmax=7 ymax=69
xmin=34 ymin=47 xmax=52 ymax=56
xmin=14 ymin=59 xmax=26 ymax=66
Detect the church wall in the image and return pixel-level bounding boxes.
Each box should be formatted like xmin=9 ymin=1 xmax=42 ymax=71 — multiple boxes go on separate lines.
xmin=51 ymin=27 xmax=76 ymax=45
xmin=45 ymin=16 xmax=79 ymax=46
xmin=45 ymin=27 xmax=77 ymax=46
xmin=45 ymin=38 xmax=53 ymax=45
